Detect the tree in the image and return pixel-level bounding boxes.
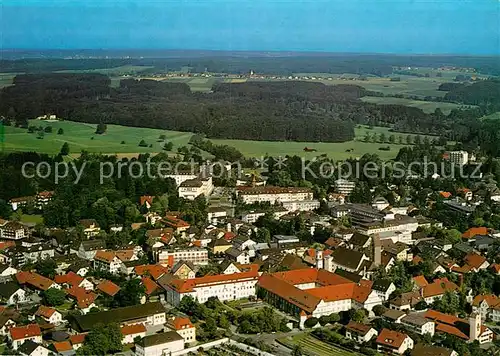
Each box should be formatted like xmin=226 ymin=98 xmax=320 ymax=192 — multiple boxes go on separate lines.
xmin=406 ymin=135 xmax=413 ymax=145
xmin=159 ymin=134 xmax=166 ymax=140
xmin=57 ymin=128 xmax=64 ymax=135
xmin=78 ymin=323 xmax=123 ymax=355
xmin=350 ymin=309 xmax=366 ymax=322
xmin=42 ymin=288 xmax=66 ymax=306
xmin=60 ymin=142 xmax=70 ymax=156
xmin=389 ymin=135 xmax=395 ymax=144
xmin=163 ymin=141 xmax=174 ymax=151
xmin=415 ymin=300 xmax=428 ymax=311
xmin=37 ymin=131 xmax=44 ymax=139
xmin=292 ymin=345 xmax=304 ymax=356
xmin=35 ymin=258 xmax=57 ymax=279
xmin=113 ymin=279 xmax=145 ymax=307
xmin=304 ymin=317 xmax=319 ymax=328
xmin=44 ymin=126 xmax=53 ymax=133
xmin=373 ymin=305 xmax=387 ymax=316
xmin=138 ymin=140 xmax=148 ymax=147
xmin=379 ymin=133 xmax=386 ymax=143
xmin=95 ymin=122 xmax=107 ymax=135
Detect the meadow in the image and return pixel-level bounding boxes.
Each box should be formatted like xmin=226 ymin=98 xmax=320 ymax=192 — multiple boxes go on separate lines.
xmin=360 ymin=96 xmax=470 ymax=114
xmin=278 ymin=333 xmax=361 ymax=356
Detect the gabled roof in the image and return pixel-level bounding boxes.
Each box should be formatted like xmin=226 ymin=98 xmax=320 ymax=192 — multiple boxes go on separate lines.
xmin=411 ymin=344 xmax=455 ymax=356
xmin=80 ymin=239 xmax=105 ymax=251
xmin=422 ymin=278 xmax=458 ymax=298
xmin=137 ymin=331 xmax=184 ymax=347
xmin=462 ymin=227 xmax=488 ymax=239
xmin=424 ymin=310 xmax=490 ymax=341
xmin=167 ymin=316 xmax=194 ymax=330
xmin=18 ymin=340 xmax=42 ymax=355
xmin=171 ymin=260 xmax=195 ymax=275
xmin=69 ymin=333 xmax=87 ymax=345
xmin=472 ymin=294 xmax=500 ymax=308
xmin=134 ymin=264 xmax=168 ymax=280
xmin=376 ymin=328 xmax=409 ymax=348
xmin=54 ymin=271 xmax=84 ymax=287
xmin=121 ymin=323 xmax=146 ymax=336
xmin=345 ymin=321 xmax=374 ymax=336
xmin=65 ymin=286 xmax=97 ymax=309
xmin=96 ymin=280 xmax=121 ymax=296
xmin=464 ymin=253 xmax=487 ymax=269
xmin=10 ymin=324 xmax=41 ymax=340
xmin=142 ymin=277 xmax=160 ymax=295
xmin=0 ymin=281 xmax=22 ymax=299
xmin=413 ymin=275 xmax=428 ymax=288
xmin=372 ymin=278 xmax=394 ymax=292
xmin=330 ymin=247 xmax=366 ymax=271
xmin=35 ymin=305 xmax=57 ymax=319
xmin=16 ymin=271 xmax=55 ymax=291
xmin=52 ymin=341 xmax=73 ymax=352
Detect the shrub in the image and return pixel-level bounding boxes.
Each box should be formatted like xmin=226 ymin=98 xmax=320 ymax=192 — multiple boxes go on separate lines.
xmin=304 ymin=317 xmax=319 ymax=328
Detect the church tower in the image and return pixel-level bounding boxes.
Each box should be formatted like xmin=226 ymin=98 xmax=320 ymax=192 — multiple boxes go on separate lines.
xmin=316 ymin=250 xmax=324 ymax=269
xmin=469 ymin=312 xmax=481 ymax=342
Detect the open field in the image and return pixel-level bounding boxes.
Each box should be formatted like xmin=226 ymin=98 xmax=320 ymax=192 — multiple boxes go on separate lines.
xmin=20 ymin=214 xmax=44 ymax=225
xmin=360 ymin=96 xmax=472 ymax=114
xmin=2 ymin=120 xmax=193 ymax=155
xmin=481 ymin=112 xmax=500 ymax=121
xmin=278 ymin=333 xmax=361 ymax=356
xmin=55 ymin=65 xmax=154 ymax=75
xmin=2 ymin=121 xmax=430 ymax=160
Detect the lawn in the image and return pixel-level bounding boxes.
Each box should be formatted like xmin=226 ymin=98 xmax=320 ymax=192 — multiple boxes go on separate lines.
xmin=2 ymin=120 xmax=193 ymax=155
xmin=20 ymin=214 xmax=44 ymax=224
xmin=278 ymin=333 xmax=361 ymax=356
xmin=360 ymin=96 xmax=470 ymax=114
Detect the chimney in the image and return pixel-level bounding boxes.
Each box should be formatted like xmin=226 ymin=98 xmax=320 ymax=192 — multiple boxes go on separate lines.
xmin=373 ymin=234 xmax=381 ymax=267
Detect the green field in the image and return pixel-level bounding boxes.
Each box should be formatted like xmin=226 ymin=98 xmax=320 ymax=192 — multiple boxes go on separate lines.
xmin=481 ymin=112 xmax=500 ymax=121
xmin=361 ymin=96 xmax=471 ymax=114
xmin=278 ymin=333 xmax=361 ymax=356
xmin=20 ymin=214 xmax=44 ymax=224
xmin=2 ymin=120 xmax=193 ymax=155
xmin=2 ymin=121 xmax=426 ymax=160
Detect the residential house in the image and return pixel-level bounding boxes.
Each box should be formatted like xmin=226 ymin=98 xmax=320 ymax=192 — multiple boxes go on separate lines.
xmin=401 ymin=314 xmax=435 ymax=336
xmin=411 ymin=344 xmax=458 ymax=356
xmin=462 ymin=227 xmax=489 ymax=240
xmin=135 ymin=331 xmax=184 ymax=356
xmin=76 ymin=240 xmax=106 ymax=260
xmin=0 ymin=222 xmax=27 ymax=240
xmin=9 ymin=324 xmax=42 ymax=350
xmin=376 ymin=328 xmax=414 ymax=355
xmin=96 ymin=280 xmax=121 ymax=297
xmin=16 ymin=271 xmax=60 ymax=293
xmin=35 ymin=306 xmax=63 ymax=325
xmin=472 ymin=294 xmax=500 ymax=321
xmin=121 ymin=324 xmax=147 ymax=344
xmin=463 ymin=252 xmax=490 ymax=271
xmin=134 ymin=264 xmax=168 ymax=281
xmin=209 ymin=238 xmax=233 ymax=255
xmin=0 ymin=281 xmax=28 ymax=306
xmin=49 ymin=341 xmax=75 ymax=356
xmin=166 ymin=316 xmax=196 ymax=344
xmin=54 ymin=272 xmax=94 ymax=291
xmin=389 ymin=291 xmax=423 ymax=311
xmin=21 ymin=244 xmax=55 ymax=263
xmin=163 ymin=215 xmax=191 ymax=235
xmin=65 ymin=286 xmax=98 ymax=314
xmin=171 ymin=261 xmax=196 ymax=280
xmin=9 ymin=196 xmax=35 ymax=212
xmin=79 ymin=220 xmax=101 ymax=238
xmin=69 ymin=334 xmax=86 ymax=351
xmin=0 ymin=311 xmax=18 ymax=336
xmin=18 ymin=341 xmax=50 ymax=356
xmin=142 ymin=277 xmax=161 ymax=302
xmin=345 ymin=321 xmax=378 ymax=344
xmin=178 ymin=177 xmax=213 ymax=200
xmin=372 ymin=279 xmax=397 ymax=302
xmin=225 ymin=247 xmax=250 ymax=264
xmin=0 ymin=264 xmax=18 ymax=277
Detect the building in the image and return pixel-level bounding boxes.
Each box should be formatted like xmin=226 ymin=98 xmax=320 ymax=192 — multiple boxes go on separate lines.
xmin=0 ymin=281 xmax=28 ymax=305
xmin=345 ymin=321 xmax=378 ymax=344
xmin=18 ymin=341 xmax=51 ymax=356
xmin=257 ymin=268 xmax=382 ymax=328
xmin=9 ymin=196 xmax=35 ymax=212
xmin=375 ymin=328 xmax=414 ymax=355
xmin=401 ymin=314 xmax=435 ymax=336
xmin=282 ymin=200 xmax=320 ymax=212
xmin=72 ymin=302 xmax=166 ymax=332
xmin=165 ymin=171 xmax=198 ymax=187
xmin=424 ymin=310 xmax=493 ymax=344
xmin=166 ymin=317 xmax=196 ymax=344
xmin=472 ymin=294 xmax=500 ymax=321
xmin=16 ymin=271 xmax=60 ymax=292
xmin=178 ymin=177 xmax=213 ymax=200
xmin=447 ymin=151 xmax=469 ymax=166
xmin=35 ymin=306 xmax=63 ymax=325
xmin=411 ymin=344 xmax=458 ymax=356
xmin=237 ymin=186 xmax=313 ymax=204
xmin=76 ymin=240 xmax=106 ymax=260
xmin=163 ymin=263 xmax=260 ymax=305
xmin=121 ymin=324 xmax=147 ymax=344
xmin=9 ymin=324 xmax=42 ymax=350
xmin=79 ymin=220 xmax=101 ymax=237
xmin=0 ymin=222 xmax=26 ymax=240
xmin=170 ymin=261 xmax=196 ymax=280
xmin=135 ymin=331 xmax=184 ymax=356
xmin=334 ymin=179 xmax=356 ymax=195
xmin=21 ymin=244 xmax=55 ymax=263
xmin=157 ymin=248 xmax=208 ymax=267
xmin=35 ymin=191 xmax=54 ymax=209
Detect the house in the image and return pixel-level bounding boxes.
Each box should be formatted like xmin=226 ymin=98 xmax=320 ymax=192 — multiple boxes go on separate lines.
xmin=65 ymin=286 xmax=98 ymax=314
xmin=383 ymin=309 xmax=406 ymax=323
xmin=71 ymin=302 xmax=166 ymax=333
xmin=472 ymin=294 xmax=500 ymax=321
xmin=389 ymin=291 xmax=423 ymax=311
xmin=16 ymin=271 xmax=60 ymax=292
xmin=35 ymin=191 xmax=54 ymax=209
xmin=9 ymin=196 xmax=35 ymax=212
xmin=18 ymin=341 xmax=51 ymax=356
xmin=121 ymin=323 xmax=147 ymax=344
xmin=207 ymin=207 xmax=227 ymax=224
xmin=54 ymin=272 xmax=93 ymax=291
xmin=225 ymin=247 xmax=250 ymax=264
xmin=163 ymin=264 xmax=260 ymax=306
xmin=375 ymin=328 xmax=413 ymax=355
xmin=401 ymin=314 xmax=435 ymax=336
xmin=142 ymin=277 xmax=161 ymax=302
xmin=166 ymin=316 xmax=196 ymax=344
xmin=345 ymin=321 xmax=378 ymax=344
xmin=324 ymin=247 xmax=371 ymax=274
xmin=94 ymin=249 xmax=139 ymax=274
xmin=490 ymin=263 xmax=500 ymax=275
xmin=419 ymin=277 xmax=459 ymax=304
xmin=76 ymin=240 xmax=106 ymax=260
xmin=424 ymin=310 xmax=493 ymax=344
xmin=0 ymin=281 xmax=28 ymax=305
xmin=79 ymin=220 xmax=101 ymax=237
xmin=462 ymin=227 xmax=489 ymax=240
xmin=140 ymin=196 xmax=154 ymax=210
xmin=209 ymin=238 xmax=233 ymax=255
xmin=0 ymin=263 xmax=18 ymax=277
xmin=22 ymin=244 xmax=55 ymax=263
xmin=35 ymin=306 xmax=63 ymax=325
xmin=171 ymin=261 xmax=196 ymax=280
xmin=0 ymin=310 xmax=18 ymax=336
xmin=49 ymin=341 xmax=75 ymax=356
xmin=232 ymin=235 xmax=257 ymax=251
xmin=96 ymin=280 xmax=121 ymax=297
xmin=463 ymin=252 xmax=489 ymax=271
xmin=69 ymin=334 xmax=86 ymax=351
xmin=157 ymin=248 xmax=208 ymax=267
xmin=9 ymin=324 xmax=42 ymax=350
xmin=134 ymin=264 xmax=169 ymax=281
xmin=372 ymin=279 xmax=396 ymax=302
xmin=0 ymin=222 xmax=27 ymax=240
xmin=178 ymin=177 xmax=213 ymax=200
xmin=135 ymin=331 xmax=184 ymax=356
xmin=411 ymin=344 xmax=458 ymax=356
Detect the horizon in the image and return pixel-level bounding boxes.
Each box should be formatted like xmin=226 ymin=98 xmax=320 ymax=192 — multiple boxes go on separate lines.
xmin=1 ymin=0 xmax=499 ymax=55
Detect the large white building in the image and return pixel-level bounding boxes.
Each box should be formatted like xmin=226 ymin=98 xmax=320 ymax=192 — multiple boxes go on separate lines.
xmin=166 ymin=172 xmax=198 ymax=187
xmin=135 ymin=331 xmax=184 ymax=356
xmin=237 ymin=186 xmax=313 ymax=205
xmin=178 ymin=177 xmax=214 ymax=200
xmin=447 ymin=151 xmax=469 ymax=166
xmin=157 ymin=248 xmax=209 ymax=268
xmin=163 ymin=263 xmax=260 ymax=305
xmin=334 ymin=179 xmax=356 ymax=195
xmin=282 ymin=200 xmax=320 ymax=212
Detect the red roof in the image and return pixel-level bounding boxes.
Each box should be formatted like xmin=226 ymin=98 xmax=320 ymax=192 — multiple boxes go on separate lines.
xmin=94 ymin=250 xmax=116 ymax=263
xmin=472 ymin=294 xmax=500 ymax=308
xmin=0 ymin=241 xmax=16 ymax=251
xmin=376 ymin=328 xmax=408 ymax=348
xmin=422 ymin=278 xmax=458 ymax=298
xmin=424 ymin=309 xmax=490 ymax=341
xmin=69 ymin=333 xmax=87 ymax=345
xmin=134 ymin=264 xmax=168 ymax=280
xmin=413 ymin=275 xmax=428 ymax=288
xmin=439 ymin=191 xmax=452 ymax=199
xmin=16 ymin=271 xmax=56 ymax=291
xmin=164 ymin=216 xmax=190 ymax=229
xmin=97 ymin=280 xmax=121 ymax=296
xmin=65 ymin=286 xmax=97 ymax=309
xmin=121 ymin=323 xmax=146 ymax=336
xmin=10 ymin=324 xmax=41 ymax=341
xmin=52 ymin=341 xmax=73 ymax=352
xmin=140 ymin=196 xmax=154 ymax=206
xmin=35 ymin=305 xmax=56 ymax=319
xmin=462 ymin=227 xmax=488 ymax=239
xmin=490 ymin=263 xmax=500 ymax=274
xmin=464 ymin=253 xmax=487 ymax=269
xmin=168 ymin=317 xmax=194 ymax=330
xmin=223 ymin=231 xmax=236 ymax=241
xmin=54 ymin=271 xmax=84 ymax=287
xmin=141 ymin=277 xmax=160 ymax=295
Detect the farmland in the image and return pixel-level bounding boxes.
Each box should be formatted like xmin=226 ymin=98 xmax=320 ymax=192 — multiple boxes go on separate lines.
xmin=360 ymin=96 xmax=471 ymax=114
xmin=1 ymin=121 xmax=422 ymax=160
xmin=278 ymin=333 xmax=362 ymax=356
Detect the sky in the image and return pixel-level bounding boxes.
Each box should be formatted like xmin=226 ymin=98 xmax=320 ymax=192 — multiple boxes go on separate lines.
xmin=1 ymin=0 xmax=499 ymax=55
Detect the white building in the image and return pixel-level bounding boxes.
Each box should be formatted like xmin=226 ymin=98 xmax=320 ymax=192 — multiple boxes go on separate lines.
xmin=447 ymin=151 xmax=469 ymax=166
xmin=376 ymin=329 xmax=413 ymax=355
xmin=135 ymin=331 xmax=184 ymax=356
xmin=157 ymin=248 xmax=209 ymax=267
xmin=166 ymin=317 xmax=196 ymax=344
xmin=121 ymin=324 xmax=147 ymax=345
xmin=163 ymin=263 xmax=260 ymax=305
xmin=237 ymin=186 xmax=313 ymax=204
xmin=9 ymin=324 xmax=42 ymax=350
xmin=334 ymin=179 xmax=356 ymax=195
xmin=282 ymin=200 xmax=320 ymax=212
xmin=35 ymin=306 xmax=63 ymax=326
xmin=166 ymin=172 xmax=198 ymax=187
xmin=401 ymin=314 xmax=435 ymax=337
xmin=178 ymin=177 xmax=213 ymax=200
xmin=345 ymin=321 xmax=378 ymax=344
xmin=0 ymin=222 xmax=26 ymax=240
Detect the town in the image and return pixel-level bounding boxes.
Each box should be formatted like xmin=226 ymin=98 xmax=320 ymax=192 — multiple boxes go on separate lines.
xmin=0 ymin=144 xmax=499 ymax=356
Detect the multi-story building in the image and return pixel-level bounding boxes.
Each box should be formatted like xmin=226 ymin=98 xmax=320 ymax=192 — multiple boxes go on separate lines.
xmin=376 ymin=329 xmax=413 ymax=355
xmin=135 ymin=331 xmax=184 ymax=356
xmin=0 ymin=222 xmax=26 ymax=240
xmin=166 ymin=171 xmax=198 ymax=187
xmin=345 ymin=321 xmax=378 ymax=344
xmin=237 ymin=186 xmax=313 ymax=204
xmin=401 ymin=314 xmax=435 ymax=336
xmin=446 ymin=151 xmax=469 ymax=166
xmin=257 ymin=268 xmax=382 ymax=328
xmin=472 ymin=294 xmax=500 ymax=321
xmin=9 ymin=324 xmax=42 ymax=350
xmin=166 ymin=317 xmax=196 ymax=344
xmin=178 ymin=177 xmax=213 ymax=200
xmin=157 ymin=248 xmax=208 ymax=268
xmin=162 ymin=263 xmax=260 ymax=305
xmin=282 ymin=200 xmax=320 ymax=212
xmin=35 ymin=191 xmax=54 ymax=209
xmin=334 ymin=179 xmax=356 ymax=195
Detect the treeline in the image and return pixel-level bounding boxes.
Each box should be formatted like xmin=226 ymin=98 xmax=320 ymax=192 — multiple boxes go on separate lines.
xmin=444 ymin=79 xmax=500 ymax=108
